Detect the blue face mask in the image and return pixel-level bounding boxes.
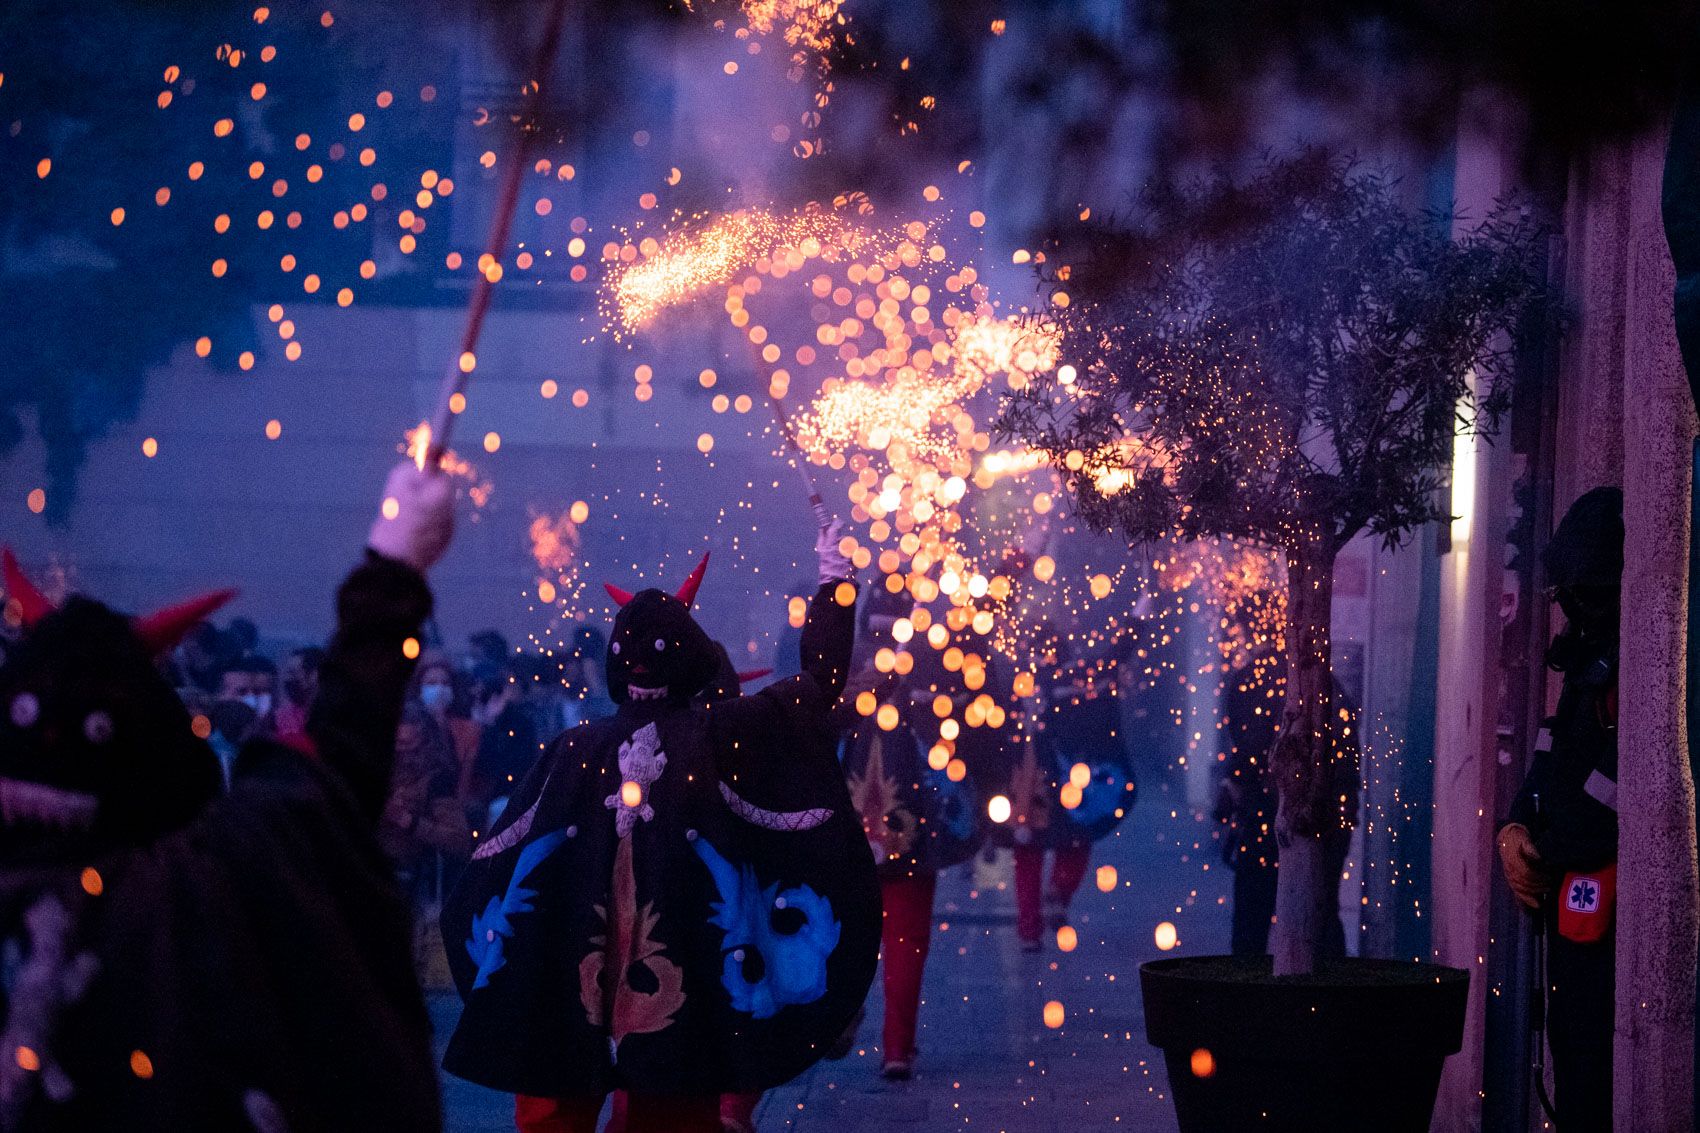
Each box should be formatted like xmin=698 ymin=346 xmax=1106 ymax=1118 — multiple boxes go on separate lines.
xmin=420 ymin=684 xmax=454 ymax=713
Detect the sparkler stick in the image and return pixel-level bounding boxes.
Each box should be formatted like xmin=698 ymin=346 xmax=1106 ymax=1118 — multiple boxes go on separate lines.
xmin=423 ymin=0 xmax=571 ymax=467
xmin=768 ymin=393 xmax=834 ymax=532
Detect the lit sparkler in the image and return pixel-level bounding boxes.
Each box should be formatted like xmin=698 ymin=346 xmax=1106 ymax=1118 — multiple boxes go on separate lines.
xmin=409 ymin=420 xmax=433 ymax=472
xmin=400 ymin=424 xmax=492 ymax=508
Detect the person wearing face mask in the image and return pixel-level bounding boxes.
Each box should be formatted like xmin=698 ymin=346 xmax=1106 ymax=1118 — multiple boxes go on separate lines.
xmin=1497 ymin=486 xmax=1622 ymax=1131
xmin=381 ymin=702 xmax=474 ymax=986
xmin=215 ymin=656 xmax=278 ymax=734
xmin=208 ymin=657 xmax=278 ymax=779
xmin=380 ymin=705 xmax=473 ymax=876
xmin=415 ymin=655 xmax=481 ymax=795
xmin=275 ymin=646 xmax=324 ymax=739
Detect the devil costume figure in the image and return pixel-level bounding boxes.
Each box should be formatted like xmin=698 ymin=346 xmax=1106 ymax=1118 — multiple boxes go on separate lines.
xmin=833 ymin=588 xmax=979 ymax=1079
xmin=1024 ymin=641 xmax=1138 ymax=848
xmin=0 ymin=462 xmax=453 ymax=1132
xmin=441 ymin=532 xmax=880 ymax=1118
xmin=837 ymin=588 xmax=981 ymax=879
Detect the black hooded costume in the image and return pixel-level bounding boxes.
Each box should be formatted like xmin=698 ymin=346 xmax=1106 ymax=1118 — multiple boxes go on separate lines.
xmin=836 ymin=669 xmax=982 ymax=878
xmin=835 ymin=588 xmax=981 ymax=878
xmin=441 ymin=557 xmax=880 ymax=1099
xmin=0 ymin=550 xmax=441 ymax=1132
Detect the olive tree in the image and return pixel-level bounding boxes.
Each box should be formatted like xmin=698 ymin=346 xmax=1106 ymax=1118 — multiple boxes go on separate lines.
xmin=998 ymin=151 xmax=1553 ymax=974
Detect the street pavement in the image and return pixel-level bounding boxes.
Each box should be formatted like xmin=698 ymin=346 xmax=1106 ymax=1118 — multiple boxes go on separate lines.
xmin=433 ymin=770 xmax=1230 ymax=1132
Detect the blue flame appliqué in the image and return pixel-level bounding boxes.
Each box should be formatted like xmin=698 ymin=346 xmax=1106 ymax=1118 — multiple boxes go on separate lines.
xmin=692 ymin=837 xmax=840 ymax=1019
xmin=466 ymin=829 xmax=568 ymax=989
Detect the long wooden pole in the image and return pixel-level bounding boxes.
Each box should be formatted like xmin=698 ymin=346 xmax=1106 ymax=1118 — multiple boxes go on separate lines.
xmin=425 ymin=0 xmax=571 ymax=465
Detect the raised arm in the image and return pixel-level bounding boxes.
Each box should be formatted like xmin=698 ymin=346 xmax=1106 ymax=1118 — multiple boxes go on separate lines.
xmin=308 ymin=462 xmax=454 ymax=819
xmin=709 ymin=523 xmax=857 ymax=746
xmin=797 ymin=580 xmax=857 ymax=704
xmin=788 ymin=518 xmax=857 ymax=701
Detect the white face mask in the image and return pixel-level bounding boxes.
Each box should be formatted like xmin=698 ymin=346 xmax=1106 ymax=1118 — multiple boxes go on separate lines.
xmin=420 ymin=684 xmax=453 ymax=713
xmin=241 ymin=693 xmax=273 ymax=718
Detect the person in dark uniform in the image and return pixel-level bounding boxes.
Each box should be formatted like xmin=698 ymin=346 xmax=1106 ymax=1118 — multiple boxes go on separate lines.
xmin=441 ymin=530 xmax=881 ymax=1133
xmin=972 ymin=633 xmax=1136 ymax=953
xmin=1498 ymin=486 xmax=1622 ymax=1132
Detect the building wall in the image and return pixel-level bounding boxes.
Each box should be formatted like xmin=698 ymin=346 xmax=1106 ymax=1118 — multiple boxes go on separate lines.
xmin=0 ymin=300 xmax=823 ymax=669
xmin=1606 ymin=125 xmax=1698 ymax=1133
xmin=1431 ymin=114 xmax=1700 ymax=1131
xmin=1430 ymin=109 xmax=1521 ymax=1133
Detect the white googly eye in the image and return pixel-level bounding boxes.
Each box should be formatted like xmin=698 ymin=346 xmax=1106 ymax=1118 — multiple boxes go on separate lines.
xmin=611 ymin=641 xmax=622 ymax=655
xmin=654 ymin=639 xmax=666 ymax=652
xmin=83 ymin=711 xmax=114 ymax=745
xmin=10 ymin=693 xmax=39 ymax=728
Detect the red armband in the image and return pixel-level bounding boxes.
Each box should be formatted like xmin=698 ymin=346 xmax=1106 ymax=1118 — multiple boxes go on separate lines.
xmin=1558 ymin=864 xmax=1616 ymax=943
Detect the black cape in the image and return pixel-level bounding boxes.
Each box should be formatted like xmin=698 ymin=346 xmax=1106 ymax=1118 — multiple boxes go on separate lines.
xmin=836 ymin=668 xmax=981 ymax=877
xmin=1032 ymin=683 xmax=1137 ymax=846
xmin=973 ymin=674 xmax=1136 ymax=851
xmin=0 ymin=556 xmax=442 ymax=1132
xmin=442 ymin=582 xmax=880 ymax=1098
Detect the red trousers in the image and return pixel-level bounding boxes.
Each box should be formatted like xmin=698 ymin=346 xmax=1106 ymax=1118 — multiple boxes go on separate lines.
xmin=515 ymin=1092 xmax=719 ymax=1133
xmin=719 ymin=1091 xmax=760 ymax=1129
xmin=880 ymin=873 xmax=936 ymax=1062
xmin=1013 ymin=842 xmax=1091 ymax=942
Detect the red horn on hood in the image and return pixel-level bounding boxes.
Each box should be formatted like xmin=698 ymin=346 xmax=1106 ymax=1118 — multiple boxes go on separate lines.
xmin=735 ymin=667 xmax=773 ymax=685
xmin=2 ymin=548 xmax=56 ymax=627
xmin=134 ymin=589 xmax=239 ymax=656
xmin=604 ymin=583 xmax=635 ymax=608
xmin=675 ymin=552 xmax=710 ymax=607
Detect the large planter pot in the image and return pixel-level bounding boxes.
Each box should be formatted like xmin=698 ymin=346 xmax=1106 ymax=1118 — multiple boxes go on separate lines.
xmin=1140 ymin=955 xmax=1469 ymax=1132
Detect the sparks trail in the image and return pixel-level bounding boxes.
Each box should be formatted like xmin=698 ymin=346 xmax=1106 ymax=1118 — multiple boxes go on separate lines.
xmin=794 ymin=315 xmax=1062 ymax=462
xmin=682 ymin=0 xmax=850 ymax=79
xmin=400 ymin=424 xmax=492 ymax=509
xmin=599 ymin=205 xmax=925 ymax=335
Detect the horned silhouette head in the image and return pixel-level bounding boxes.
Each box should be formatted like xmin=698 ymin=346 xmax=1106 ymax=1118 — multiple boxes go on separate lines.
xmin=0 ymin=549 xmax=232 ymax=854
xmin=602 ymin=552 xmax=718 ymax=706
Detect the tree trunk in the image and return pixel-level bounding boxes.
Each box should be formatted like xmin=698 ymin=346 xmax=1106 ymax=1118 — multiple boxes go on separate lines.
xmin=1270 ymin=533 xmax=1343 ymax=977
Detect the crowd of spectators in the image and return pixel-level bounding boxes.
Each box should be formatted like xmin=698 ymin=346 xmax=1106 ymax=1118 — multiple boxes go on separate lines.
xmin=163 ymin=617 xmax=616 ymax=983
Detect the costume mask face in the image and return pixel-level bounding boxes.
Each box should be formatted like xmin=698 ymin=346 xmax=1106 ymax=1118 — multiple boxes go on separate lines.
xmin=0 ymin=551 xmax=230 ymax=855
xmin=602 ymin=554 xmax=717 ymax=704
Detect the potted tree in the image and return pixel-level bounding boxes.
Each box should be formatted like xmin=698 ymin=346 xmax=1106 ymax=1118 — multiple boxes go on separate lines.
xmin=997 ymin=151 xmax=1552 ymax=1131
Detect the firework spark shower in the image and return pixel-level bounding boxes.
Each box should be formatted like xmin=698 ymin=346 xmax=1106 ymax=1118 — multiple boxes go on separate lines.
xmin=0 ymin=1 xmax=1689 ymax=1130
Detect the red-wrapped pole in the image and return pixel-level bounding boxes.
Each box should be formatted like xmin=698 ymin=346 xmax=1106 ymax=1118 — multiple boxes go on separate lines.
xmin=425 ymin=0 xmax=571 ymax=465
